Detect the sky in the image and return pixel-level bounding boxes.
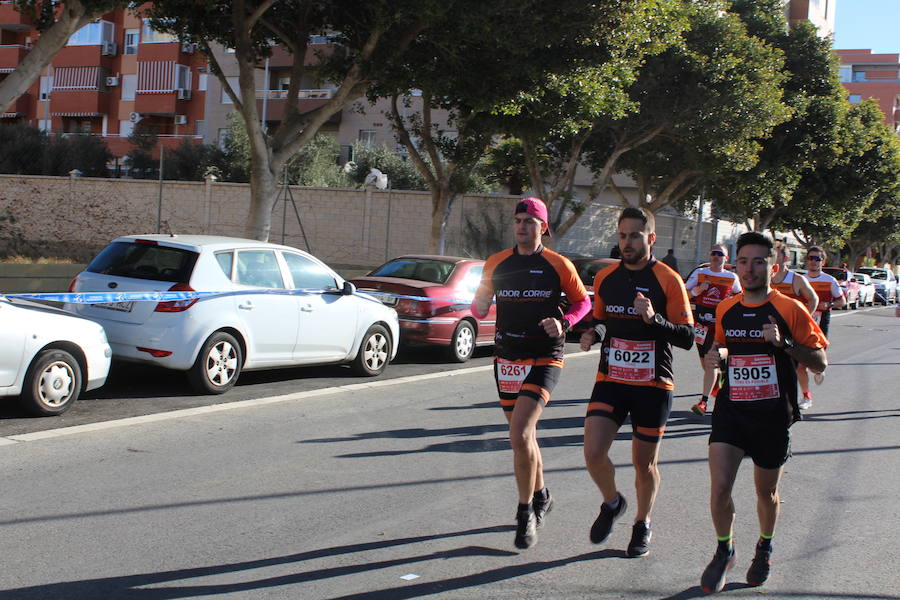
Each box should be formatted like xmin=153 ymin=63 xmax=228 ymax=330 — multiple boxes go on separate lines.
xmin=832 ymin=0 xmax=900 ymax=53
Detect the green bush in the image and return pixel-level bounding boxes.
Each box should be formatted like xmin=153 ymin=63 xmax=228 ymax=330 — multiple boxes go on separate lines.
xmin=0 ymin=124 xmax=48 ymax=175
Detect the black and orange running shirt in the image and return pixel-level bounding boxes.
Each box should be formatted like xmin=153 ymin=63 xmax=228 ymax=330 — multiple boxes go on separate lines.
xmin=477 ymin=246 xmax=587 ymax=360
xmin=714 ymin=290 xmax=827 ymax=424
xmin=592 ymin=259 xmax=692 ymax=390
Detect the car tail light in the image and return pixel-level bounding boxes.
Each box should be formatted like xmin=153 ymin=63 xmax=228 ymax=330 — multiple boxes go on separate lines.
xmin=408 ymin=300 xmax=433 ymax=318
xmin=154 ymin=283 xmax=197 ymax=312
xmin=137 ymin=347 xmax=173 ymax=357
xmin=135 ymin=239 xmax=159 ymax=246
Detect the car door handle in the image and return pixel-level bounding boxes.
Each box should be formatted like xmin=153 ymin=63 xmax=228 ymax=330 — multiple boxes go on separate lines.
xmin=238 ymin=302 xmax=253 ymax=310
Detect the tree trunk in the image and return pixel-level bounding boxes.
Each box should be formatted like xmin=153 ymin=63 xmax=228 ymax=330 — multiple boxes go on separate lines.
xmin=430 ymin=183 xmax=454 ymax=255
xmin=0 ymin=0 xmax=94 ymax=110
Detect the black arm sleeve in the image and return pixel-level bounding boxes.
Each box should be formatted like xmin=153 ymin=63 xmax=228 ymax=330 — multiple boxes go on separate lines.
xmin=653 ymin=316 xmax=694 ymax=350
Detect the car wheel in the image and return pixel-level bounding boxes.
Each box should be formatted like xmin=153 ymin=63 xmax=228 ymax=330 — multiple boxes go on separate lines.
xmin=188 ymin=331 xmax=242 ymax=394
xmin=448 ymin=320 xmax=476 ymax=363
xmin=352 ymin=324 xmax=391 ymax=376
xmin=20 ymin=349 xmax=82 ymax=416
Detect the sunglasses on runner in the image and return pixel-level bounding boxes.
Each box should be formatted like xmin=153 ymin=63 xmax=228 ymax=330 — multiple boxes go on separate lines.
xmin=710 ymin=250 xmax=725 ymax=257
xmin=806 ymin=255 xmax=823 ymax=261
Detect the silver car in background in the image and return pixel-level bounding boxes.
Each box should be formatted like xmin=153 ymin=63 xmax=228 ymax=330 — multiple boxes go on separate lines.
xmin=66 ymin=235 xmax=399 ymax=394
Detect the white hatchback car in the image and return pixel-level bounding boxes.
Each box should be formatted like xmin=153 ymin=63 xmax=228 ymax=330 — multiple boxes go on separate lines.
xmin=0 ymin=296 xmax=111 ymax=415
xmin=66 ymin=235 xmax=399 ymax=394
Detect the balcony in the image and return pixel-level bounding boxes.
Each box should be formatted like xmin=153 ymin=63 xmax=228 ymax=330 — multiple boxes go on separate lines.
xmin=0 ymin=1 xmax=31 ymax=28
xmin=0 ymin=44 xmax=28 ymax=70
xmin=49 ymin=90 xmax=109 ymax=117
xmin=255 ymin=88 xmax=341 ymax=122
xmin=264 ymin=43 xmax=336 ymax=69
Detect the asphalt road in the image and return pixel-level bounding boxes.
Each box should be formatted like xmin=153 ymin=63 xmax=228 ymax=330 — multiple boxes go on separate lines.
xmin=1 ymin=305 xmax=898 ymax=599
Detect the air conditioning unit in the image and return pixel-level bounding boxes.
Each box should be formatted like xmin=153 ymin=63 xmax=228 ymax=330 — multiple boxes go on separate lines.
xmin=176 ymin=88 xmax=191 ymax=100
xmin=40 ymin=92 xmax=50 ymax=101
xmin=105 ymin=76 xmax=119 ymax=87
xmin=180 ymin=42 xmax=196 ymax=54
xmin=174 ymin=115 xmax=187 ymax=125
xmin=101 ymin=41 xmax=117 ymax=56
xmin=129 ymin=112 xmax=143 ymax=123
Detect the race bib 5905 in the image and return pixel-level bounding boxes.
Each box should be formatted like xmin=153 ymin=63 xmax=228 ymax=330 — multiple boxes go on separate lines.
xmin=728 ymin=354 xmax=779 ymax=401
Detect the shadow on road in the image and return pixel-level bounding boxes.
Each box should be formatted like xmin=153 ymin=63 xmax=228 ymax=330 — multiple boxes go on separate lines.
xmin=0 ymin=525 xmax=632 ymax=600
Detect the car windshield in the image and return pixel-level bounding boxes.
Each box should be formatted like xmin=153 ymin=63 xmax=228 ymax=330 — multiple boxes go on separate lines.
xmin=858 ymin=269 xmax=886 ymax=280
xmin=573 ymin=260 xmax=608 ymax=285
xmin=853 ymin=274 xmax=867 ymax=283
xmin=825 ymin=268 xmax=847 ymax=281
xmin=368 ymin=259 xmax=454 ymax=284
xmin=86 ymin=241 xmax=198 ymax=283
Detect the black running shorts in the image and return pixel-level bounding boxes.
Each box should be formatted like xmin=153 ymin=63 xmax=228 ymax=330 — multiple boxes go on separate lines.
xmin=494 ymin=357 xmax=563 ymax=412
xmin=586 ymin=380 xmax=673 ymax=443
xmin=709 ymin=400 xmax=792 ymax=469
xmin=695 ymin=320 xmax=717 ymax=358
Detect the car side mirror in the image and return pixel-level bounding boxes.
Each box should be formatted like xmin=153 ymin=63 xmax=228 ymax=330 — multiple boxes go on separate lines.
xmin=342 ymin=281 xmax=356 ymax=295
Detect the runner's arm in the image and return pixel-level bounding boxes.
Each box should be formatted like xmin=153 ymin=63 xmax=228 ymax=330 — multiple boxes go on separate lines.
xmin=785 ymin=343 xmax=827 ymax=373
xmin=651 ymin=314 xmax=694 ymax=350
xmin=795 ymin=275 xmax=818 ymax=313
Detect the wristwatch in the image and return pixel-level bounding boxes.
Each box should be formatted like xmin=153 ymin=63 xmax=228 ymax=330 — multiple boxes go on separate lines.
xmin=781 ymin=336 xmax=795 ymax=350
xmin=652 ymin=313 xmax=666 ymax=327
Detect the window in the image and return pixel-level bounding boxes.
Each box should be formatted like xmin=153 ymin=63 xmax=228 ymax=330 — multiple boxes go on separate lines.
xmin=217 ymin=128 xmax=230 ymax=149
xmin=221 ymin=77 xmax=239 ymax=104
xmin=195 ymin=120 xmax=205 ymax=137
xmin=39 ymin=75 xmax=51 ymax=99
xmin=838 ymin=65 xmax=851 ymax=83
xmin=282 ymin=253 xmax=337 ymax=290
xmin=358 ymin=130 xmax=376 ymax=147
xmin=853 ymin=71 xmax=866 ymax=82
xmin=119 ymin=120 xmax=134 ymax=137
xmin=215 ymin=251 xmax=233 ymax=278
xmin=121 ymin=74 xmax=137 ymax=100
xmin=198 ymin=73 xmax=208 ymax=91
xmin=235 ymin=250 xmax=285 ymax=288
xmin=37 ymin=120 xmax=52 ymax=132
xmin=123 ymin=29 xmax=139 ymax=55
xmin=174 ymin=64 xmax=190 ymax=90
xmin=849 ymin=94 xmax=862 ymax=104
xmin=68 ymin=20 xmax=114 ymax=45
xmin=141 ymin=19 xmax=177 ymax=44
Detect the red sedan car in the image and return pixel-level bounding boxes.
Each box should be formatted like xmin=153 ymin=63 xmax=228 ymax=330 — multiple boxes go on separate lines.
xmin=350 ymin=255 xmax=496 ymax=362
xmin=822 ymin=266 xmax=861 ymax=310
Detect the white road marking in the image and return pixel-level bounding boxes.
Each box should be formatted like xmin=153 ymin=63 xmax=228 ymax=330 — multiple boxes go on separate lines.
xmin=2 ymin=349 xmax=602 ymax=445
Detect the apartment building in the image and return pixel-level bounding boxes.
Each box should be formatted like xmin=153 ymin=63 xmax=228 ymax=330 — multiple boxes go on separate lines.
xmin=0 ymin=3 xmax=207 ymax=159
xmin=836 ymin=49 xmax=900 ymax=134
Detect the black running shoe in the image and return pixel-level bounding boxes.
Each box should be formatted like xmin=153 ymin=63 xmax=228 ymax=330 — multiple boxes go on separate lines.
xmin=589 ymin=493 xmax=627 ymax=544
xmin=533 ymin=491 xmax=554 ymax=529
xmin=746 ymin=541 xmax=772 ymax=587
xmin=701 ymin=546 xmax=735 ymax=594
xmin=514 ymin=508 xmax=537 ymax=550
xmin=626 ymin=521 xmax=652 ymax=558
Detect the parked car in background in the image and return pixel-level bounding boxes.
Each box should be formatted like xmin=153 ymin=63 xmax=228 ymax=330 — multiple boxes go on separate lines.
xmin=822 ymin=266 xmax=860 ymax=309
xmin=853 ymin=272 xmax=876 ymax=306
xmin=565 ymin=257 xmax=620 ymax=336
xmin=350 ymin=255 xmax=494 ymax=362
xmin=855 ymin=266 xmax=898 ymax=304
xmin=1 ymin=296 xmax=111 ymax=415
xmin=66 ymin=235 xmax=399 ymax=394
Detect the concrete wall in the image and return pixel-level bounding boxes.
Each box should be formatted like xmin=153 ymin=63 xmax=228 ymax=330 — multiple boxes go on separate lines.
xmin=0 ymin=174 xmax=519 ymax=268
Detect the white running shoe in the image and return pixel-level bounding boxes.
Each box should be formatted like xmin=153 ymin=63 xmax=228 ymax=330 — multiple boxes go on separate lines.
xmin=798 ymin=397 xmax=812 ymax=410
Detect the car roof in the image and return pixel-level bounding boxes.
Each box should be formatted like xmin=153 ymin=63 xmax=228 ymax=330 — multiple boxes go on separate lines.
xmin=112 ymin=234 xmax=305 ymax=254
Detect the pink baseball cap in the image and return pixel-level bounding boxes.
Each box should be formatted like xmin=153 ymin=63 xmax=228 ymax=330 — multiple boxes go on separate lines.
xmin=515 ymin=197 xmax=551 ymax=237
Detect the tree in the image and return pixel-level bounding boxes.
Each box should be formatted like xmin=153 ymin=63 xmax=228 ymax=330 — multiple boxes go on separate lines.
xmin=705 ymin=3 xmax=849 ymax=232
xmin=0 ymin=0 xmax=140 ymax=111
xmin=147 ymin=0 xmax=456 ymax=241
xmin=372 ymin=0 xmax=685 ymax=252
xmin=780 ymin=102 xmax=900 ymax=250
xmin=166 ymin=138 xmax=230 ymax=182
xmin=574 ymin=0 xmax=790 ymax=234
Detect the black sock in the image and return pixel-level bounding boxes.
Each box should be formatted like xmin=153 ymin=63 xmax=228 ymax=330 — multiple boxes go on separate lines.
xmin=533 ymin=487 xmax=549 ymax=502
xmin=717 ymin=539 xmax=733 ymax=553
xmin=758 ymin=536 xmax=773 ymax=550
xmin=518 ymin=502 xmax=533 ymax=514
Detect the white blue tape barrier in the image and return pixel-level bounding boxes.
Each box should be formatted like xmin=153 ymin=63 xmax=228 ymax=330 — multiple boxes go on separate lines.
xmin=4 ymin=288 xmax=483 ymax=307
